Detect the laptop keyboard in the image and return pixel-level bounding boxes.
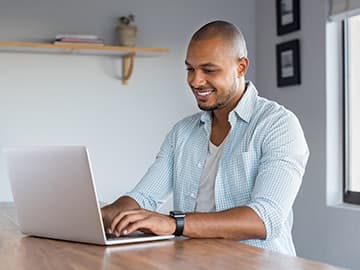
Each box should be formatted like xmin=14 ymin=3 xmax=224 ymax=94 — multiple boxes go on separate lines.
xmin=106 ymin=231 xmax=154 ymax=240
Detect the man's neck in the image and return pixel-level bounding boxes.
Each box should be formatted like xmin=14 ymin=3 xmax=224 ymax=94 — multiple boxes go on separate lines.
xmin=212 ymin=83 xmax=247 ymax=125
xmin=209 ymin=82 xmax=247 ymax=146
xmin=210 ymin=94 xmax=239 ymax=146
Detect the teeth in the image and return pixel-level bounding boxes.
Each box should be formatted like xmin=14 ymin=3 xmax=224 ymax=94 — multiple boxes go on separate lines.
xmin=197 ymin=90 xmax=212 ymax=96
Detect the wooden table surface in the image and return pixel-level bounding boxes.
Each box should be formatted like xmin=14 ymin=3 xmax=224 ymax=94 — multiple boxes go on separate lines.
xmin=0 ymin=202 xmax=345 ymax=270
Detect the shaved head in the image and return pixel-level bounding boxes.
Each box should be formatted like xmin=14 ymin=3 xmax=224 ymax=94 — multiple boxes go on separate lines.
xmin=190 ymin=20 xmax=248 ymax=59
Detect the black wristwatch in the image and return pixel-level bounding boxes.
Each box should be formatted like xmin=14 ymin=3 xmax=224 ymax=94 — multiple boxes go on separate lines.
xmin=169 ymin=211 xmax=185 ymax=236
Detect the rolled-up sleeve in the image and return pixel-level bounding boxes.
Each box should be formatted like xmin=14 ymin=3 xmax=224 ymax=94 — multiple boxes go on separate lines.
xmin=125 ymin=128 xmax=175 ymax=211
xmin=247 ymin=112 xmax=309 ymax=240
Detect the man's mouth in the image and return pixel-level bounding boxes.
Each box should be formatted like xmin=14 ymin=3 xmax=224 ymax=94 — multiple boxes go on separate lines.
xmin=193 ymin=89 xmax=215 ymax=99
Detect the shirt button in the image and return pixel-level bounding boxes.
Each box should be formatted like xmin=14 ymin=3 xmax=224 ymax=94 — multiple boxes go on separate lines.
xmin=190 ymin=193 xmax=196 ymax=198
xmin=197 ymin=162 xmax=202 ymax=168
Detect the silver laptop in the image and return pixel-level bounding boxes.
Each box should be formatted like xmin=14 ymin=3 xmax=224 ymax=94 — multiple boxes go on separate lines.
xmin=4 ymin=145 xmax=174 ymax=245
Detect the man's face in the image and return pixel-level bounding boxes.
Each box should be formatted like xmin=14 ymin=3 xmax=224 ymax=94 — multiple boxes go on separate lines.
xmin=185 ymin=37 xmax=244 ymax=112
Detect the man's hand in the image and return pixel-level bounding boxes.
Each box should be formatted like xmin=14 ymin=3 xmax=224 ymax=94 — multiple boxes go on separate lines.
xmin=101 ymin=204 xmax=118 ymax=230
xmin=108 ymin=209 xmax=176 ymax=237
xmin=101 ymin=196 xmax=140 ymax=232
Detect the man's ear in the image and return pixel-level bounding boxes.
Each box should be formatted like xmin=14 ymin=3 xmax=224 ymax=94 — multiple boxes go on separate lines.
xmin=237 ymin=57 xmax=249 ymax=77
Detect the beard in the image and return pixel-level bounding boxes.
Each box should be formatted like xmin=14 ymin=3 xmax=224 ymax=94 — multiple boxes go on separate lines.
xmin=197 ymin=79 xmax=238 ymax=111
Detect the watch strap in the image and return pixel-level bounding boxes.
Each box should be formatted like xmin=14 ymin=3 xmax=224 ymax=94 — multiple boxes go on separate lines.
xmin=170 ymin=211 xmax=185 ymax=236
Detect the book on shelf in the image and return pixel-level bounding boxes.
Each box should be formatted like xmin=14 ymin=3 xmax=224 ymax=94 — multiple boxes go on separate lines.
xmin=55 ymin=37 xmax=104 ymax=43
xmin=55 ymin=33 xmax=100 ymax=40
xmin=53 ymin=33 xmax=105 ymax=46
xmin=53 ymin=37 xmax=105 ymax=46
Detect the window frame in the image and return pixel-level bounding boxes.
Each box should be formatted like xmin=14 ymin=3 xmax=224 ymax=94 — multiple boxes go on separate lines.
xmin=343 ymin=17 xmax=360 ymax=204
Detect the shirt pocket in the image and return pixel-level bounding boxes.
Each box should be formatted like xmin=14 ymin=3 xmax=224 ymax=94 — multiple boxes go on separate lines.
xmin=224 ymin=151 xmax=259 ymax=204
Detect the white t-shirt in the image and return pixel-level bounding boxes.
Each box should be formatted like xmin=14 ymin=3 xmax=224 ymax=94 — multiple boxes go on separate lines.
xmin=195 ymin=136 xmax=228 ymax=212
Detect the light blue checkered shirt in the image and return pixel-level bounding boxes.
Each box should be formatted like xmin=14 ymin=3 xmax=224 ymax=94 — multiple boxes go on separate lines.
xmin=126 ymin=81 xmax=309 ymax=255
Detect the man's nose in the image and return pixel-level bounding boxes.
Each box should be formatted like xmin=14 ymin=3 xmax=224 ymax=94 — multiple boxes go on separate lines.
xmin=189 ymin=71 xmax=206 ymax=88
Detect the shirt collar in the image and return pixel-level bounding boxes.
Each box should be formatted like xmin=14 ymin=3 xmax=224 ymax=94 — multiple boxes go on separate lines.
xmin=199 ymin=81 xmax=258 ymax=125
xmin=232 ymin=81 xmax=257 ymax=123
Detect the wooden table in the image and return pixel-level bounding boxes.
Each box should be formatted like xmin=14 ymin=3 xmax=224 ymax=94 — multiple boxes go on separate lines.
xmin=0 ymin=202 xmax=344 ymax=270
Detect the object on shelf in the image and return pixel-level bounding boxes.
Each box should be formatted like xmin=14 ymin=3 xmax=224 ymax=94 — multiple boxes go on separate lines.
xmin=53 ymin=33 xmax=104 ymax=46
xmin=116 ymin=14 xmax=137 ymax=47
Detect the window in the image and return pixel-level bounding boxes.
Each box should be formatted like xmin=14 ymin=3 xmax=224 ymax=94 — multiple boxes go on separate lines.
xmin=343 ymin=14 xmax=360 ymax=204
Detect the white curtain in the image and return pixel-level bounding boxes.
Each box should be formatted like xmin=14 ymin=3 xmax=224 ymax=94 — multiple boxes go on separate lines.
xmin=329 ymin=0 xmax=360 ymax=20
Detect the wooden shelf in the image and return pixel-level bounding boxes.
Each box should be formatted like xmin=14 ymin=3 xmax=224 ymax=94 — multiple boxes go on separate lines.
xmin=0 ymin=42 xmax=170 ymax=84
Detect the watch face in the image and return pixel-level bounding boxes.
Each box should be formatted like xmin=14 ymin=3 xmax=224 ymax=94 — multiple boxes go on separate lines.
xmin=170 ymin=211 xmax=185 ymax=217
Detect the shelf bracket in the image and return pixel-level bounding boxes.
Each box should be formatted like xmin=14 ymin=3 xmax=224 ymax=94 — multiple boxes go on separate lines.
xmin=122 ymin=53 xmax=135 ymax=85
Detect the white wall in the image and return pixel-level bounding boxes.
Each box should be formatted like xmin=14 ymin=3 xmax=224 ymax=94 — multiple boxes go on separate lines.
xmin=0 ymin=1 xmax=256 ymax=206
xmin=256 ymin=0 xmax=360 ymax=269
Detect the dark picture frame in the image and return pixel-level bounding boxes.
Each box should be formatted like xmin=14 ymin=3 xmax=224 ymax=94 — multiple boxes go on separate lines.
xmin=276 ymin=39 xmax=301 ymax=87
xmin=276 ymin=0 xmax=300 ymax=35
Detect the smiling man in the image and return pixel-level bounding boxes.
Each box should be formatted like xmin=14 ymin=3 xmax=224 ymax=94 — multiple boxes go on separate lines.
xmin=101 ymin=21 xmax=309 ymax=256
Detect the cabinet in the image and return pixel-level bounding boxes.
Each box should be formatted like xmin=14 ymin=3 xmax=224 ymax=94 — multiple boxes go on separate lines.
xmin=0 ymin=42 xmax=170 ymax=85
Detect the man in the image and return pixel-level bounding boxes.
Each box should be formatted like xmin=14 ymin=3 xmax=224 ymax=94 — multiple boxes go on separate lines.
xmin=101 ymin=20 xmax=309 ymax=256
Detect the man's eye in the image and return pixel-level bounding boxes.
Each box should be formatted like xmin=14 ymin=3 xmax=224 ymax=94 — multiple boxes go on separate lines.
xmin=186 ymin=67 xmax=194 ymax=72
xmin=203 ymin=69 xmax=216 ymax=74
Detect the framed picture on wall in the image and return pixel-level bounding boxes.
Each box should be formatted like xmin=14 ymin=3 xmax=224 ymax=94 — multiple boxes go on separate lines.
xmin=276 ymin=39 xmax=301 ymax=87
xmin=276 ymin=0 xmax=300 ymax=35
